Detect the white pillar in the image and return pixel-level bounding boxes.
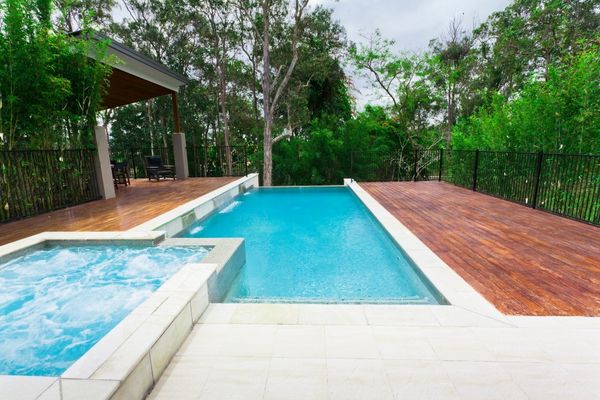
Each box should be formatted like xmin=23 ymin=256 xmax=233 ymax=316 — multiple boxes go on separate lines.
xmin=93 ymin=125 xmax=116 ymax=199
xmin=173 ymin=132 xmax=189 ymax=180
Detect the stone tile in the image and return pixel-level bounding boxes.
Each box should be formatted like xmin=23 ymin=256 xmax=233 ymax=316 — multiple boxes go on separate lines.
xmin=443 ymin=361 xmax=527 ymax=400
xmin=425 ymin=327 xmax=496 ymax=361
xmin=298 ymin=304 xmax=367 ymax=325
xmin=61 ymin=379 xmax=120 ymax=400
xmin=197 ymin=357 xmax=270 ymax=400
xmin=503 ymin=362 xmax=600 ymax=400
xmin=432 ymin=306 xmax=512 ymax=327
xmin=326 ymin=359 xmax=394 ymax=400
xmin=92 ymin=315 xmax=171 ymax=380
xmin=0 ymin=376 xmax=56 ymax=400
xmin=150 ymin=305 xmax=193 ymax=380
xmin=189 ymin=284 xmax=209 ymax=323
xmin=230 ymin=303 xmax=299 ymax=324
xmin=147 ymin=356 xmax=213 ymax=400
xmin=178 ymin=323 xmax=277 ymax=357
xmin=109 ymin=354 xmax=154 ymax=400
xmin=364 ymin=305 xmax=439 ymax=326
xmin=35 ymin=380 xmax=61 ymax=400
xmin=473 ymin=328 xmax=550 ymax=363
xmin=559 ymin=363 xmax=600 ymax=394
xmin=384 ymin=359 xmax=459 ymax=399
xmin=198 ymin=303 xmax=238 ymax=324
xmin=372 ymin=326 xmax=437 ymax=360
xmin=273 ymin=325 xmax=326 ymax=358
xmin=264 ymin=358 xmax=327 ymax=400
xmin=325 ymin=326 xmax=379 ymax=359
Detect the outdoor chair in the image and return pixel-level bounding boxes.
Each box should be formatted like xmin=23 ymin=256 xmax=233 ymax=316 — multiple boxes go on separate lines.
xmin=112 ymin=160 xmax=131 ymax=187
xmin=145 ymin=156 xmax=176 ymax=181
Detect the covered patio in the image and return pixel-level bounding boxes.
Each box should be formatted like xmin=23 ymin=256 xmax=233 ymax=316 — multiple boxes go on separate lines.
xmin=81 ymin=32 xmax=192 ymax=200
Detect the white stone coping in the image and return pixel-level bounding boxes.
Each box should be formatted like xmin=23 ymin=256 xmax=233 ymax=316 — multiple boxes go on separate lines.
xmin=0 ymin=234 xmax=245 ymax=400
xmin=345 ymin=179 xmax=508 ymax=321
xmin=129 ymin=173 xmax=260 ymax=236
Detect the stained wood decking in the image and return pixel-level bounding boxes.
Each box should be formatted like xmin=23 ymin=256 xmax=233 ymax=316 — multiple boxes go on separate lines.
xmin=0 ymin=177 xmax=236 ymax=246
xmin=361 ymin=181 xmax=600 ymax=316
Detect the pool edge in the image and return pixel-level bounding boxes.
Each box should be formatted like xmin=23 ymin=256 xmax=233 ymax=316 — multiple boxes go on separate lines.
xmin=344 ymin=179 xmax=507 ymax=321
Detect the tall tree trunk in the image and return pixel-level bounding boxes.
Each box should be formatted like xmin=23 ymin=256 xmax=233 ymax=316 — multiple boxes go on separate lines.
xmin=261 ymin=0 xmax=273 ymax=186
xmin=218 ymin=60 xmax=233 ymax=175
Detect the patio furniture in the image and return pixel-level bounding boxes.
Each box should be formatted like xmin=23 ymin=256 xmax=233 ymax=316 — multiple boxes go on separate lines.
xmin=145 ymin=156 xmax=176 ymax=181
xmin=112 ymin=160 xmax=131 ymax=187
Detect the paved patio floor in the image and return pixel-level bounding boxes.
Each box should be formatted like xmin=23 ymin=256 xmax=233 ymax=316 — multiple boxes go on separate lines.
xmin=148 ymin=303 xmax=600 ymax=400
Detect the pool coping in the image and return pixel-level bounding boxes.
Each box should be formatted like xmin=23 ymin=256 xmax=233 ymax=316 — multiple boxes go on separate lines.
xmin=344 ymin=179 xmax=508 ymax=321
xmin=0 ymin=232 xmax=246 ymax=400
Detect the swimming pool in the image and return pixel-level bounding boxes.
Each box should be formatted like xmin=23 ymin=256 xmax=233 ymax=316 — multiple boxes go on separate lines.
xmin=178 ymin=187 xmax=444 ymax=304
xmin=0 ymin=244 xmax=209 ymax=376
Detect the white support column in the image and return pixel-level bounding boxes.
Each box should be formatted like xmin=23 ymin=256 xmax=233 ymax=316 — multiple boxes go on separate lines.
xmin=173 ymin=132 xmax=189 ymax=180
xmin=93 ymin=125 xmax=116 ymax=199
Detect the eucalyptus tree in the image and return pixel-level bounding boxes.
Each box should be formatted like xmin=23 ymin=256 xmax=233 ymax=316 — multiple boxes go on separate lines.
xmin=110 ymin=0 xmax=196 ymax=149
xmin=237 ymin=0 xmax=310 ymax=186
xmin=429 ymin=18 xmax=473 ymax=145
xmin=194 ymin=0 xmax=239 ymax=175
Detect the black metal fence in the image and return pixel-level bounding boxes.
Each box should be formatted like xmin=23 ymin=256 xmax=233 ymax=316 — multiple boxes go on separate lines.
xmin=109 ymin=145 xmax=249 ymax=179
xmin=0 ymin=149 xmax=100 ymax=222
xmin=352 ymin=148 xmax=599 ymax=226
xmin=187 ymin=145 xmax=248 ymax=178
xmin=110 ymin=147 xmax=175 ymax=179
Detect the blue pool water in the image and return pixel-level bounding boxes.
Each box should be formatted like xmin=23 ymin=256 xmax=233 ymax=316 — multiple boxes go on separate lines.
xmin=0 ymin=245 xmax=209 ymax=376
xmin=179 ymin=187 xmax=442 ymax=304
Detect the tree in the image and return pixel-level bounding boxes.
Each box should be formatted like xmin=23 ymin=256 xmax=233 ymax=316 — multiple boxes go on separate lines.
xmin=349 ymin=30 xmax=443 ymax=149
xmin=238 ymin=0 xmax=310 ymax=186
xmin=0 ymin=0 xmax=110 ymax=149
xmin=429 ymin=17 xmax=473 ymax=145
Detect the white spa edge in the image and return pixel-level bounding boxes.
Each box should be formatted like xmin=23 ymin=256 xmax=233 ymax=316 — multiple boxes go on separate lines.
xmin=0 ymin=235 xmax=245 ymax=400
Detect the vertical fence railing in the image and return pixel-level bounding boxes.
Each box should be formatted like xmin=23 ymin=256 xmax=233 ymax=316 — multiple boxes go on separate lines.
xmin=438 ymin=149 xmax=599 ymax=225
xmin=350 ymin=148 xmax=598 ymax=225
xmin=187 ymin=145 xmax=249 ymax=178
xmin=0 ymin=149 xmax=100 ymax=223
xmin=109 ymin=147 xmax=174 ymax=179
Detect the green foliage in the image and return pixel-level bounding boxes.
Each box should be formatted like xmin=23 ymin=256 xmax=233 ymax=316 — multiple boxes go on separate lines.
xmin=453 ymin=42 xmax=600 ymax=154
xmin=0 ymin=0 xmax=110 ymax=150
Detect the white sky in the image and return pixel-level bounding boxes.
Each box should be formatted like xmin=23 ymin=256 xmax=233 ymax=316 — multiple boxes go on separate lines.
xmin=311 ymin=0 xmax=512 ymax=109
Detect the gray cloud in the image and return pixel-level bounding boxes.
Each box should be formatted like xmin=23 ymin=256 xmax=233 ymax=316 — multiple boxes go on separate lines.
xmin=312 ymin=0 xmax=511 ymax=108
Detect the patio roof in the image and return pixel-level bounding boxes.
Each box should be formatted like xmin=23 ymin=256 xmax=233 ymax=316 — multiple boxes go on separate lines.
xmin=72 ymin=31 xmax=188 ymax=110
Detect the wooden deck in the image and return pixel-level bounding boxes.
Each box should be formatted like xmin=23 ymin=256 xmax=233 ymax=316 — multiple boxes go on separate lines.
xmin=361 ymin=181 xmax=600 ymax=316
xmin=0 ymin=177 xmax=236 ymax=246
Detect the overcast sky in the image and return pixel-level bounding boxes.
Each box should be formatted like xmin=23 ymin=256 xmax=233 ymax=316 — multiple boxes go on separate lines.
xmin=311 ymin=0 xmax=511 ymax=108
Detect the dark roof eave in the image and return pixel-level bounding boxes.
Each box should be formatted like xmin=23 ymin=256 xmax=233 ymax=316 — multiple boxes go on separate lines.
xmin=70 ymin=30 xmax=189 ymax=86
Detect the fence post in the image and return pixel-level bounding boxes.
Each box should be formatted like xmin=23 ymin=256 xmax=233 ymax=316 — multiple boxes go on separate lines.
xmin=129 ymin=148 xmax=137 ymax=179
xmin=472 ymin=150 xmax=480 ymax=191
xmin=413 ymin=150 xmax=418 ymax=182
xmin=438 ymin=149 xmax=444 ymax=182
xmin=244 ymin=146 xmax=248 ymax=176
xmin=531 ymin=151 xmax=544 ymax=209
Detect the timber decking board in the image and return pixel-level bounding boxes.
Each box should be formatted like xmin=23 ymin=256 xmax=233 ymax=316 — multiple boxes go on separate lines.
xmin=361 ymin=181 xmax=600 ymax=316
xmin=0 ymin=177 xmax=236 ymax=246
